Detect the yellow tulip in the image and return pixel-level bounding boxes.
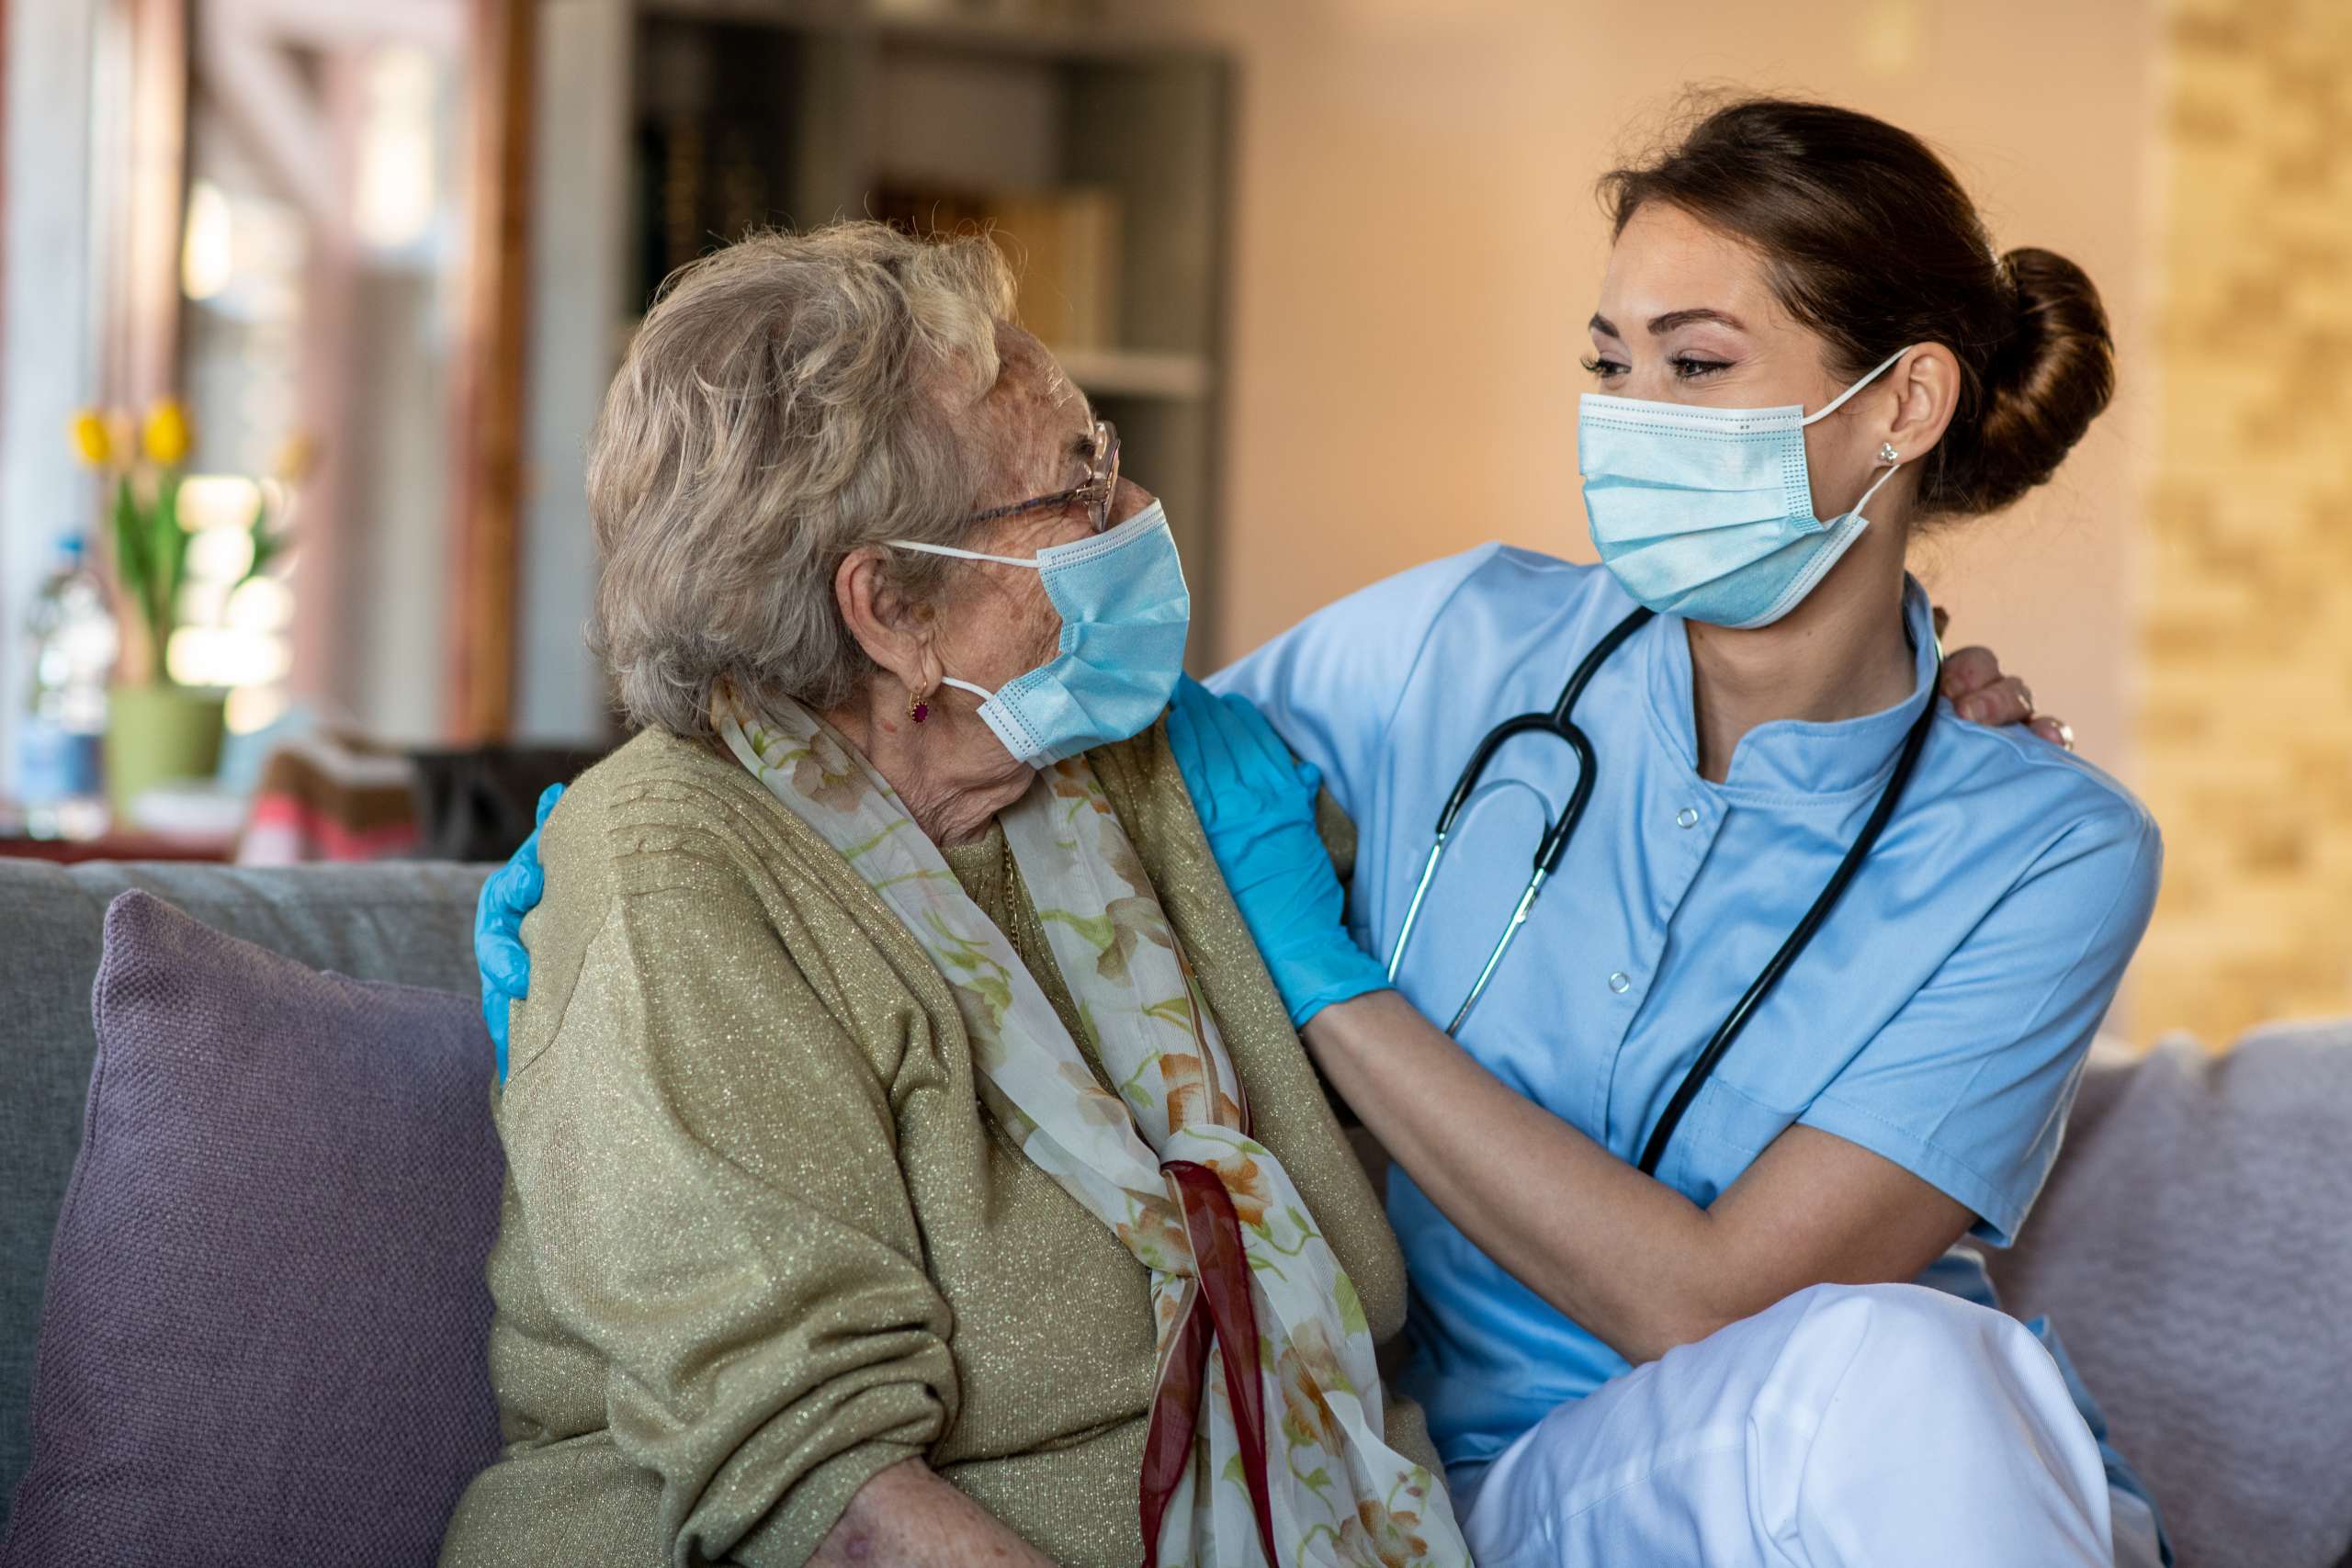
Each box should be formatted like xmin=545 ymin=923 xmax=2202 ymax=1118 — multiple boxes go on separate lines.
xmin=141 ymin=399 xmax=192 ymax=468
xmin=69 ymin=410 xmax=113 ymax=467
xmin=273 ymin=431 xmax=317 ymax=484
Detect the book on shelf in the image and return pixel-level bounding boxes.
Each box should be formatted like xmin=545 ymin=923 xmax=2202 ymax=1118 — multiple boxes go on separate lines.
xmin=876 ymin=185 xmax=1122 ymax=354
xmin=632 ymin=18 xmax=799 ymax=308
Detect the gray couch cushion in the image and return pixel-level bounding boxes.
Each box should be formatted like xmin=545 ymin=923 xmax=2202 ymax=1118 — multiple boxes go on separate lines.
xmin=1991 ymin=1028 xmax=2352 ymax=1568
xmin=3 ymin=890 xmax=504 ymax=1565
xmin=0 ymin=859 xmax=489 ymax=1536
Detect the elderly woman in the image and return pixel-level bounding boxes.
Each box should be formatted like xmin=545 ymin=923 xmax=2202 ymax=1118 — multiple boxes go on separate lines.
xmin=436 ymin=223 xmax=1467 ymax=1568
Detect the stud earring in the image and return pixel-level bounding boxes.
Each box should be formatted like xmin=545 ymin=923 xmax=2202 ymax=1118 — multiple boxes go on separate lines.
xmin=907 ymin=687 xmax=931 ymax=724
xmin=1879 ymin=442 xmax=1901 ymax=465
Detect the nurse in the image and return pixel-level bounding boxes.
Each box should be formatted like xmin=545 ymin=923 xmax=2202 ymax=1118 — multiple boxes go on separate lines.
xmin=1170 ymin=98 xmax=2165 ymax=1566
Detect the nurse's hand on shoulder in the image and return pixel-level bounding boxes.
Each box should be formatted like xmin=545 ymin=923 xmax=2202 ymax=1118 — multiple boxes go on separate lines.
xmin=1932 ymin=607 xmax=2075 ymax=750
xmin=1165 ymin=676 xmax=1391 ymax=1029
xmin=475 ymin=783 xmax=561 ymax=1082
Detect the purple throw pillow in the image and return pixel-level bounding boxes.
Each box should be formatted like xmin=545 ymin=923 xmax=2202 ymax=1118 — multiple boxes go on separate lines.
xmin=3 ymin=891 xmax=504 ymax=1567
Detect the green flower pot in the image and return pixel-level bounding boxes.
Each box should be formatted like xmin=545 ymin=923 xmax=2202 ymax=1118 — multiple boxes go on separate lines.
xmin=105 ymin=683 xmax=228 ymax=820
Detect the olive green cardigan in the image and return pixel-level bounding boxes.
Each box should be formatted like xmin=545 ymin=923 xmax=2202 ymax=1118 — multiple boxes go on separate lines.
xmin=437 ymin=723 xmax=1434 ymax=1568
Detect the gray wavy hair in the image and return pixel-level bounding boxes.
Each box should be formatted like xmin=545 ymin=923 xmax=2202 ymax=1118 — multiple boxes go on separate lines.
xmin=586 ymin=221 xmax=1016 ymax=737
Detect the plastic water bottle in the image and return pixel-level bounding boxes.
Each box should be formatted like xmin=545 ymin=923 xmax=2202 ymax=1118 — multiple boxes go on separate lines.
xmin=17 ymin=534 xmax=118 ymax=838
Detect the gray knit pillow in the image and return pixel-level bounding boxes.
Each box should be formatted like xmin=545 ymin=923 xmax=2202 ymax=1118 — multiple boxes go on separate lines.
xmin=2 ymin=891 xmax=503 ymax=1567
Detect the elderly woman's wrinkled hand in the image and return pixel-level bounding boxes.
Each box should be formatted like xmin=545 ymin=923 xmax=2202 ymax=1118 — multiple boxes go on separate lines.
xmin=1931 ymin=605 xmax=2075 ymax=750
xmin=475 ymin=783 xmax=562 ymax=1081
xmin=1166 ymin=677 xmax=1390 ymax=1027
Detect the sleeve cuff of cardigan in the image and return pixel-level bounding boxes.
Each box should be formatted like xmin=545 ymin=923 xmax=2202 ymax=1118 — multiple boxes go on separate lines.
xmin=734 ymin=1439 xmax=928 ymax=1568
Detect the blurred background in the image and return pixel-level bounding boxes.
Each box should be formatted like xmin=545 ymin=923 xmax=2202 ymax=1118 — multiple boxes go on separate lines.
xmin=0 ymin=0 xmax=2342 ymax=1047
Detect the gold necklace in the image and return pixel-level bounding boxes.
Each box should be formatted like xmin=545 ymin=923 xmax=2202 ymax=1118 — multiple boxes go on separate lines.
xmin=998 ymin=827 xmax=1030 ymax=953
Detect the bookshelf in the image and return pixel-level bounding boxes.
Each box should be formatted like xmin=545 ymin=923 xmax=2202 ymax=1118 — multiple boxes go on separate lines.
xmin=515 ymin=0 xmax=1235 ymax=740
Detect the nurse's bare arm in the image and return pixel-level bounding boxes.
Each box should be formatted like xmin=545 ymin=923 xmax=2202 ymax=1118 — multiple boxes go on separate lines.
xmin=1312 ymin=625 xmax=2053 ymax=1211
xmin=1302 ymin=991 xmax=1972 ymax=1368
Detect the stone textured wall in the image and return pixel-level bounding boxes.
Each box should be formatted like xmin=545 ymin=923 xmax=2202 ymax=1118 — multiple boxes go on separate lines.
xmin=2134 ymin=0 xmax=2352 ymax=1045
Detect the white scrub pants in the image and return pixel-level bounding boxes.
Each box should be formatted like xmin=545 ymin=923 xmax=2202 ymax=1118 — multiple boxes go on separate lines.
xmin=1458 ymin=1282 xmax=2161 ymax=1568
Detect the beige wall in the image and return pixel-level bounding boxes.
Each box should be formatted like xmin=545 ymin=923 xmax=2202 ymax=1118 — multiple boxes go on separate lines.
xmin=1150 ymin=0 xmax=2165 ymax=1024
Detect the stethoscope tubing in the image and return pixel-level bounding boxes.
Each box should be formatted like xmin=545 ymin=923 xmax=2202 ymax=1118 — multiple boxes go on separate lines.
xmin=1385 ymin=608 xmax=1656 ymax=1032
xmin=1632 ymin=693 xmax=1936 ymax=1175
xmin=1383 ymin=605 xmax=1938 ymax=1175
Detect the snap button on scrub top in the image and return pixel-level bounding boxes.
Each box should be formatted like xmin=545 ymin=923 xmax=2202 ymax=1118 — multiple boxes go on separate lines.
xmin=1608 ymin=972 xmax=1632 ymax=994
xmin=1676 ymin=807 xmax=1701 ymax=829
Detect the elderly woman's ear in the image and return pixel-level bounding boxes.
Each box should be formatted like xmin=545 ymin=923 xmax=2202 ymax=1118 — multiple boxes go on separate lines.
xmin=834 ymin=546 xmax=941 ymax=704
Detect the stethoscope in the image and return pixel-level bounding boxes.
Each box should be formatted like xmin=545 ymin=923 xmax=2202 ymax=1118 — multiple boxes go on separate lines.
xmin=1383 ymin=606 xmax=1939 ymax=1176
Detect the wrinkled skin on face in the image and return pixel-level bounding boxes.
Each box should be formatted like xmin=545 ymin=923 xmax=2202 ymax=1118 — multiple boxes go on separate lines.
xmin=919 ymin=326 xmax=1154 ymax=706
xmin=828 ymin=323 xmax=1157 ymax=846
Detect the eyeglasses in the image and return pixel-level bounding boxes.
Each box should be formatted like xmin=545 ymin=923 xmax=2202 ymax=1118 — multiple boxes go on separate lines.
xmin=963 ymin=420 xmax=1121 ymax=536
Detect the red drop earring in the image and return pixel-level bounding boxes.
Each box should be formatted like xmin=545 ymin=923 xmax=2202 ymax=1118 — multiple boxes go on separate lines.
xmin=908 ymin=689 xmax=930 ymax=724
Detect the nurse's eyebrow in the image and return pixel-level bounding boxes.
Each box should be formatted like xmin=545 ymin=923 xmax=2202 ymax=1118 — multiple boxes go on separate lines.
xmin=1645 ymin=308 xmax=1747 ymax=334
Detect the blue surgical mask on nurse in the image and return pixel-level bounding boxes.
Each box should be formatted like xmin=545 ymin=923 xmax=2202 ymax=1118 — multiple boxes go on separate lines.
xmin=1579 ymin=347 xmax=1915 ymax=627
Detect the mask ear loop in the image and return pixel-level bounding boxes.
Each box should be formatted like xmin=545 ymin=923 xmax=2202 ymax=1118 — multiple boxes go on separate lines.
xmin=1798 ymin=346 xmax=1914 ymax=428
xmin=1848 ymin=454 xmax=1906 ymax=522
xmin=1803 ymin=343 xmax=1915 ymax=523
xmin=887 ymin=539 xmax=1046 ymax=570
xmin=883 ymin=541 xmax=1040 ymax=704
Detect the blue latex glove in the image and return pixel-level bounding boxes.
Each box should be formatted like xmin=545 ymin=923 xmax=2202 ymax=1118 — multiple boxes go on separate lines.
xmin=475 ymin=784 xmax=563 ymax=1083
xmin=1164 ymin=676 xmax=1389 ymax=1028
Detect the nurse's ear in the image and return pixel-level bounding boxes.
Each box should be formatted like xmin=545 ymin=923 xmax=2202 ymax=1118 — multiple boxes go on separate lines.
xmin=1878 ymin=344 xmax=1963 ymax=475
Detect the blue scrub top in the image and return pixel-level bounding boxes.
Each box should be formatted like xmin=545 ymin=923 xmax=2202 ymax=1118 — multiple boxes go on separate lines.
xmin=1210 ymin=545 xmax=2163 ymax=1483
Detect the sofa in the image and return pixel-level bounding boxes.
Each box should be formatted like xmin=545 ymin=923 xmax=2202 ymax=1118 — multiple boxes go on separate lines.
xmin=2 ymin=856 xmax=2346 ymax=1567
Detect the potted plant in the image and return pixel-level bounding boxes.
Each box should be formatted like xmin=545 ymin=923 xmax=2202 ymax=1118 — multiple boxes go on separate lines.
xmin=69 ymin=400 xmax=288 ymax=818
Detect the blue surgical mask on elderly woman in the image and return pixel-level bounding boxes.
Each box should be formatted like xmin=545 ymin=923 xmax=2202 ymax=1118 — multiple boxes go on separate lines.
xmin=1578 ymin=347 xmax=1913 ymax=628
xmin=890 ymin=500 xmax=1191 ymax=767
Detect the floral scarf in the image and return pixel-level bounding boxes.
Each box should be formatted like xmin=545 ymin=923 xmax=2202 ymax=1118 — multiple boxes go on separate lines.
xmin=714 ymin=688 xmax=1466 ymax=1568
